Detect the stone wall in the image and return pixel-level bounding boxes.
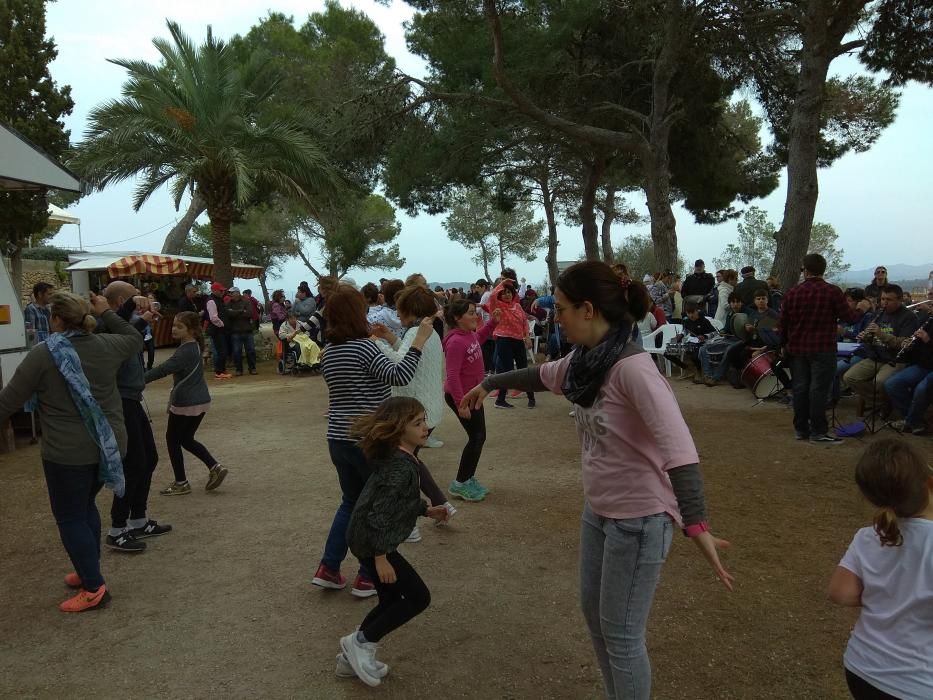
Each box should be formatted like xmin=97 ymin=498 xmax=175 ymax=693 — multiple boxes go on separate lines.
xmin=3 ymin=258 xmax=67 ymax=305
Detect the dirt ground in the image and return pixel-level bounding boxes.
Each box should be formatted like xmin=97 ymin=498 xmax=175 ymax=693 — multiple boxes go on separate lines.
xmin=1 ymin=351 xmax=931 ymax=699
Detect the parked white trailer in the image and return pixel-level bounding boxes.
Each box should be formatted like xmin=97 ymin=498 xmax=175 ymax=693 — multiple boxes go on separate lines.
xmin=0 ymin=120 xmax=82 ymax=451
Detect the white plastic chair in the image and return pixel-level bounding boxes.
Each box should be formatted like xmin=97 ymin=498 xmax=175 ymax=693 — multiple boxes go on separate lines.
xmin=527 ymin=319 xmax=540 ymax=364
xmin=641 ymin=324 xmax=681 ymax=376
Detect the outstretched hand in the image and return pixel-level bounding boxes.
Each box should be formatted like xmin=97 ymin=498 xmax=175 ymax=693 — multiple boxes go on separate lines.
xmin=460 ymin=383 xmax=489 ymax=413
xmin=692 ymin=531 xmax=734 ymax=591
xmin=426 ymin=505 xmax=449 ymax=523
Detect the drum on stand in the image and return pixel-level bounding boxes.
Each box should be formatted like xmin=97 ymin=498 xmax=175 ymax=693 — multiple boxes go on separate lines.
xmin=741 ymin=351 xmax=780 ymax=399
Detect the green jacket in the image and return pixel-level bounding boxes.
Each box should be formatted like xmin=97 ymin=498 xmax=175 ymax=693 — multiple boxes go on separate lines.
xmin=348 ymin=450 xmax=428 ymax=559
xmin=0 ymin=310 xmax=143 ymax=464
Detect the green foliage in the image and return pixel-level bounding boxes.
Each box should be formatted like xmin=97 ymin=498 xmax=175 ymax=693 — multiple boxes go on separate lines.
xmin=70 ymin=20 xmax=339 ymax=284
xmin=862 ymin=0 xmax=933 ymax=86
xmin=0 ymin=0 xmax=74 ymax=255
xmin=713 ymin=207 xmax=850 ymax=281
xmin=230 ymin=5 xmax=403 ymax=190
xmin=295 ymin=193 xmax=404 ymax=279
xmin=21 ymin=246 xmax=74 ymax=262
xmin=443 ymin=189 xmax=545 ymax=280
xmin=611 ymin=234 xmax=687 ymax=281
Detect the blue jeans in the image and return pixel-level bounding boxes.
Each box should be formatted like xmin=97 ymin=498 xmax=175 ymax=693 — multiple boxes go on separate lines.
xmin=789 ymin=352 xmax=836 ymax=437
xmin=321 ymin=440 xmax=374 ymax=580
xmin=885 ymin=365 xmax=933 ymax=429
xmin=580 ymin=504 xmax=673 ymax=700
xmin=209 ymin=334 xmax=227 ymax=374
xmin=43 ymin=461 xmax=105 ymax=591
xmin=699 ymin=338 xmax=742 ymax=380
xmin=231 ymin=332 xmax=256 ymax=372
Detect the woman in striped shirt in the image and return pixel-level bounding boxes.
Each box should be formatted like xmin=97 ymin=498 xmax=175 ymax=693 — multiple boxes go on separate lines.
xmin=311 ymin=285 xmax=434 ymax=599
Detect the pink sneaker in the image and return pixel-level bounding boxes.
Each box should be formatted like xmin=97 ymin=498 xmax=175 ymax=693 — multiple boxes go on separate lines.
xmin=312 ymin=564 xmax=346 ymax=590
xmin=351 ymin=575 xmax=377 ymax=598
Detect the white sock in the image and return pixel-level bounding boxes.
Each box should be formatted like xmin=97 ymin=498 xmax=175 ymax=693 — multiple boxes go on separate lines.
xmin=109 ymin=527 xmax=126 ymax=537
xmin=128 ymin=518 xmax=147 ymax=529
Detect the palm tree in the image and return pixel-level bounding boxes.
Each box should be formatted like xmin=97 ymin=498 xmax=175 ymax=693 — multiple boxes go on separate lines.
xmin=70 ymin=20 xmax=336 ymax=286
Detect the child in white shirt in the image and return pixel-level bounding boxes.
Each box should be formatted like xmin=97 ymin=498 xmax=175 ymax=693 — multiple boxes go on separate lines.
xmin=829 ymin=439 xmax=933 ymax=700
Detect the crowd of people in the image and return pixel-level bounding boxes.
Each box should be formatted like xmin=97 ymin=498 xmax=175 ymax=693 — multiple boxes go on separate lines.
xmin=2 ymin=257 xmax=932 ymax=700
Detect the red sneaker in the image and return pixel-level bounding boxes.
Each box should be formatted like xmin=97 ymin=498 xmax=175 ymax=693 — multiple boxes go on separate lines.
xmin=311 ymin=564 xmax=346 ymax=590
xmin=64 ymin=572 xmax=81 ymax=588
xmin=351 ymin=575 xmax=378 ymax=599
xmin=59 ymin=585 xmax=111 ymax=613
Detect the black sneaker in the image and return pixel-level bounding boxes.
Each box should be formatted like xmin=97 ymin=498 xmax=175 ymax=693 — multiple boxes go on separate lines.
xmin=527 ymin=400 xmax=536 ymax=409
xmin=130 ymin=519 xmax=173 ymax=539
xmin=235 ymin=370 xmax=244 ymax=377
xmin=106 ymin=531 xmax=146 ymax=553
xmin=495 ymin=401 xmax=514 ymax=409
xmin=810 ymin=434 xmax=843 ymax=445
xmin=794 ymin=432 xmax=809 ymax=441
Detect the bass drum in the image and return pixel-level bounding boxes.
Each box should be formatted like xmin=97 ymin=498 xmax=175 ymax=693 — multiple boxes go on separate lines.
xmin=741 ymin=351 xmax=780 ymax=399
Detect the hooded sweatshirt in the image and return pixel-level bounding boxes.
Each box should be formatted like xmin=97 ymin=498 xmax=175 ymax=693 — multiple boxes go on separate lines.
xmin=442 ymin=318 xmax=497 ymax=405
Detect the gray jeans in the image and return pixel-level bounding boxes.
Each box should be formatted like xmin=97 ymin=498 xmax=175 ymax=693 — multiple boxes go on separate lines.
xmin=580 ymin=503 xmax=674 ymax=700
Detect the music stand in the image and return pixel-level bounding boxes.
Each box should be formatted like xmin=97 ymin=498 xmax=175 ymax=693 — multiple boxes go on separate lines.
xmin=857 ymin=341 xmax=890 ymax=435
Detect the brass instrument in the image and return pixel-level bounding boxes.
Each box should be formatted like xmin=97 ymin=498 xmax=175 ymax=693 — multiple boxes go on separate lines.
xmin=895 ymin=317 xmax=933 ymax=364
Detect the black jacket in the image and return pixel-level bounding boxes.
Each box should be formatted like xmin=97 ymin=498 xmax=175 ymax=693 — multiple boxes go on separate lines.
xmin=681 ymin=272 xmax=715 ymax=299
xmin=348 ymin=450 xmax=428 ymax=559
xmin=736 ymin=277 xmax=769 ymax=310
xmin=226 ymin=298 xmax=253 ymax=334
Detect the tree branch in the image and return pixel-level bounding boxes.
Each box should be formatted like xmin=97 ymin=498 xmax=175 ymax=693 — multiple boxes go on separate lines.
xmin=481 ymin=0 xmax=645 ymax=154
xmin=833 ymin=39 xmax=866 ymax=58
xmin=292 ymin=232 xmax=325 ymax=279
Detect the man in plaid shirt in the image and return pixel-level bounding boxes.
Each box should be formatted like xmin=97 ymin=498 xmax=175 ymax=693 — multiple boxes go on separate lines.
xmin=23 ymin=282 xmax=53 ymax=343
xmin=779 ymin=254 xmax=870 ymax=444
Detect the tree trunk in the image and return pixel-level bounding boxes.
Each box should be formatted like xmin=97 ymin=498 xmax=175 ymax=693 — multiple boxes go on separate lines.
xmin=257 ymin=273 xmax=271 ymax=309
xmin=208 ymin=214 xmax=234 ymax=287
xmin=10 ymin=247 xmax=23 ymax=303
xmin=771 ymin=1 xmax=865 ymax=290
xmin=579 ymin=157 xmax=606 ymax=261
xmin=161 ymin=193 xmax=206 ymax=254
xmin=540 ymin=181 xmax=560 ymax=286
xmin=642 ymin=150 xmax=678 ymax=273
xmin=600 ymin=186 xmax=617 ymax=263
xmin=498 ymin=240 xmax=506 ymax=272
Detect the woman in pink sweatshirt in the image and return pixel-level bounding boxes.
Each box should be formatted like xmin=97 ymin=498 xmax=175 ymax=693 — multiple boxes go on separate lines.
xmin=442 ymin=300 xmax=500 ymax=502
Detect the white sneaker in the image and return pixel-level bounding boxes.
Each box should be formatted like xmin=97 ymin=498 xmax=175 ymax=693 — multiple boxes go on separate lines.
xmin=405 ymin=526 xmax=422 ymax=543
xmin=339 ymin=633 xmax=381 ymax=687
xmin=424 ymin=435 xmax=444 ymax=448
xmin=435 ymin=501 xmax=457 ymax=527
xmin=335 ymin=652 xmax=388 ymax=679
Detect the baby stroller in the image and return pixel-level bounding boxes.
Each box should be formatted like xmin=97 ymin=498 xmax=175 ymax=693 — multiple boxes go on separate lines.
xmin=277 ymin=321 xmax=322 ymax=376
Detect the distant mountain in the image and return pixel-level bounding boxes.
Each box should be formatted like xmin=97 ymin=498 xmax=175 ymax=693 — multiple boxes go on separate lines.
xmin=840 ymin=263 xmax=932 ymax=286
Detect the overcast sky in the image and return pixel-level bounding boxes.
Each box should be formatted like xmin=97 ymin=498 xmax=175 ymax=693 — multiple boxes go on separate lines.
xmin=44 ymin=0 xmax=932 ymax=290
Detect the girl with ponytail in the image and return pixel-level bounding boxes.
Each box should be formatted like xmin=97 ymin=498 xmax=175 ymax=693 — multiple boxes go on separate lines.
xmin=461 ymin=261 xmax=732 ymax=699
xmin=830 ymin=439 xmax=933 ymax=699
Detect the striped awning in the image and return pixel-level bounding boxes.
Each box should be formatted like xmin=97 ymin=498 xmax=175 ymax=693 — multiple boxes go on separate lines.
xmin=186 ymin=261 xmax=263 ymax=280
xmin=107 ymin=255 xmax=187 ymax=277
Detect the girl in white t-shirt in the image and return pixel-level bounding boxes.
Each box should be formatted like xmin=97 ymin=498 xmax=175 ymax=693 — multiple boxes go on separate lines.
xmin=830 ymin=439 xmax=933 ymax=700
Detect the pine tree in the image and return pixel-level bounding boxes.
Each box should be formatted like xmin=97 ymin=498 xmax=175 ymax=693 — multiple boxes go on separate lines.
xmin=0 ymin=0 xmax=74 ymax=298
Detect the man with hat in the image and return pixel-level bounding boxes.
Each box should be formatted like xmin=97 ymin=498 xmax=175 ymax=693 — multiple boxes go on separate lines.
xmin=205 ymin=282 xmax=232 ymax=379
xmin=681 ymin=259 xmax=715 ymax=315
xmin=736 ymin=266 xmax=769 ymax=312
xmin=225 ymin=287 xmax=257 ymax=376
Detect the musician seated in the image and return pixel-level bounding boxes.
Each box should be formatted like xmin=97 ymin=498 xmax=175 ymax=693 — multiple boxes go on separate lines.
xmin=842 ymin=284 xmax=921 ymax=416
xmin=831 ymin=289 xmax=869 ymax=403
xmin=746 ymin=291 xmax=781 ymax=350
xmin=666 ymin=300 xmax=715 ymax=380
xmin=884 ymin=324 xmax=933 ymax=435
xmin=698 ymin=293 xmax=744 ymax=386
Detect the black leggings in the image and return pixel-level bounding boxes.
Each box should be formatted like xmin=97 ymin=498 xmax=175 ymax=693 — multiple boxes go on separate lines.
xmin=495 ymin=337 xmax=533 ymax=402
xmin=845 ymin=669 xmax=899 ymax=700
xmin=111 ymin=398 xmax=159 ymax=527
xmin=359 ymin=551 xmax=430 ymax=643
xmin=445 ymin=393 xmax=487 ymax=483
xmin=166 ymin=412 xmax=217 ymax=483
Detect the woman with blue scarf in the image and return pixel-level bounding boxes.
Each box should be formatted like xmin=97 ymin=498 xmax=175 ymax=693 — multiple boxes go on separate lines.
xmin=0 ymin=291 xmax=143 ymax=612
